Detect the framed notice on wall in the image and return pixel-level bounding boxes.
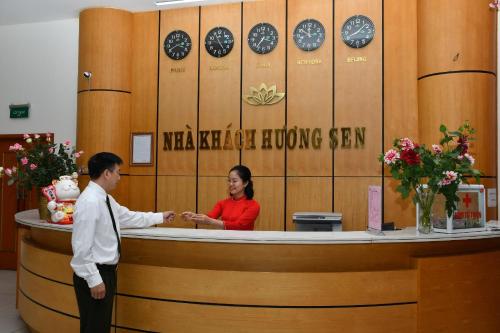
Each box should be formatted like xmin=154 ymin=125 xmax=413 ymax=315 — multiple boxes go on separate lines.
xmin=130 ymin=132 xmax=153 ymax=166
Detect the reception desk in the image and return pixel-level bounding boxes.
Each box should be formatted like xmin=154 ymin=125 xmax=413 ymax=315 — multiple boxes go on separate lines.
xmin=15 ymin=210 xmax=500 ymax=332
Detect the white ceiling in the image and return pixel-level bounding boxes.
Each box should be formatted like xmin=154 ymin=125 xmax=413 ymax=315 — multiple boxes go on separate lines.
xmin=0 ymin=0 xmax=253 ymax=26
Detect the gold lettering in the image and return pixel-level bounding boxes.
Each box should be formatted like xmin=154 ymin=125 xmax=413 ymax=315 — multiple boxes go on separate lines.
xmin=256 ymin=63 xmax=271 ymax=69
xmin=174 ymin=131 xmax=184 ymax=150
xmin=299 ymin=128 xmax=310 ymax=149
xmin=209 ymin=65 xmax=229 ymax=71
xmin=346 ymin=56 xmax=367 ymax=63
xmin=296 ymin=58 xmax=322 ymax=65
xmin=170 ymin=67 xmax=186 ymax=73
xmin=163 ymin=132 xmax=173 ymax=151
xmin=211 ymin=130 xmax=222 ymax=150
xmin=341 ymin=128 xmax=351 ymax=148
xmin=199 ymin=131 xmax=210 ymax=150
xmin=355 ymin=127 xmax=366 ymax=148
xmin=245 ymin=129 xmax=256 ymax=150
xmin=223 ymin=130 xmax=233 ymax=150
xmin=311 ymin=128 xmax=322 ymax=149
xmin=261 ymin=129 xmax=273 ymax=149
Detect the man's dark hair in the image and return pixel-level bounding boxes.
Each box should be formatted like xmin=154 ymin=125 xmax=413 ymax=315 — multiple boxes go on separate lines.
xmin=88 ymin=152 xmax=123 ymax=180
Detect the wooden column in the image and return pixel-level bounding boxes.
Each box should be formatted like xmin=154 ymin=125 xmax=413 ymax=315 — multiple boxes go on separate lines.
xmin=77 ymin=8 xmax=133 ymax=205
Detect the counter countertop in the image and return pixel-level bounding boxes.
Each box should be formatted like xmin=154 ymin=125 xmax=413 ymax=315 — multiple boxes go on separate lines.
xmin=15 ymin=209 xmax=500 ymax=245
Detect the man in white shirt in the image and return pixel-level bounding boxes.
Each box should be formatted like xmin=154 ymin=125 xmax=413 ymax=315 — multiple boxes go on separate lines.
xmin=71 ymin=152 xmax=175 ymax=333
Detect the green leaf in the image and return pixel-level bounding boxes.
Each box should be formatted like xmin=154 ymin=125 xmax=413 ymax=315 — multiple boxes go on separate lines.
xmin=439 ymin=124 xmax=447 ymax=133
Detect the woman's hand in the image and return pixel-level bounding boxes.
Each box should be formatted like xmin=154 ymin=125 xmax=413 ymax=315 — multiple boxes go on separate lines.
xmin=181 ymin=212 xmax=224 ymax=229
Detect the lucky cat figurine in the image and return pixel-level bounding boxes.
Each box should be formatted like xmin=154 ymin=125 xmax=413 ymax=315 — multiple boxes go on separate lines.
xmin=42 ymin=174 xmax=80 ymax=224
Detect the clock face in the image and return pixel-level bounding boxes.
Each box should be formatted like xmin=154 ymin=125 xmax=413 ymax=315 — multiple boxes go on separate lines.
xmin=341 ymin=15 xmax=375 ymax=49
xmin=247 ymin=23 xmax=279 ymax=54
xmin=205 ymin=27 xmax=234 ymax=58
xmin=164 ymin=30 xmax=192 ymax=60
xmin=293 ymin=19 xmax=325 ymax=52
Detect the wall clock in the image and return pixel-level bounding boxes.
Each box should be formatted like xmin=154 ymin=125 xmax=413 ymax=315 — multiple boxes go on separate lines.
xmin=247 ymin=23 xmax=278 ymax=55
xmin=205 ymin=27 xmax=234 ymax=58
xmin=164 ymin=30 xmax=192 ymax=60
xmin=292 ymin=19 xmax=325 ymax=52
xmin=341 ymin=15 xmax=375 ymax=49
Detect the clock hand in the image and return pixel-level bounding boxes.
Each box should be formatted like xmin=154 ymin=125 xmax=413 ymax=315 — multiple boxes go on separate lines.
xmin=299 ymin=28 xmax=311 ymax=38
xmin=168 ymin=44 xmax=181 ymax=52
xmin=256 ymin=36 xmax=265 ymax=48
xmin=215 ymin=36 xmax=224 ymax=48
xmin=349 ymin=24 xmax=368 ymax=37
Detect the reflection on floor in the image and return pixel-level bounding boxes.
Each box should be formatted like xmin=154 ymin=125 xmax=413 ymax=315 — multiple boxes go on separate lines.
xmin=0 ymin=270 xmax=28 ymax=333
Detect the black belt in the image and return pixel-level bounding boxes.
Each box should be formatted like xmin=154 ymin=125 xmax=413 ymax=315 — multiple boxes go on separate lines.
xmin=96 ymin=263 xmax=118 ymax=272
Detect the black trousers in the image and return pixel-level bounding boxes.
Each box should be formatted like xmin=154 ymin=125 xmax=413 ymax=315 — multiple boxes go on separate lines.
xmin=73 ymin=264 xmax=117 ymax=333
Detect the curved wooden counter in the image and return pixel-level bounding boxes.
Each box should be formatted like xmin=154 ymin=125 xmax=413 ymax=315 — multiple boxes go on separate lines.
xmin=16 ymin=210 xmax=500 ymax=333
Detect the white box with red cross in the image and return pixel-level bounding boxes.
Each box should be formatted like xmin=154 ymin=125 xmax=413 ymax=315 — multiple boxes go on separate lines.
xmin=429 ymin=184 xmax=486 ymax=233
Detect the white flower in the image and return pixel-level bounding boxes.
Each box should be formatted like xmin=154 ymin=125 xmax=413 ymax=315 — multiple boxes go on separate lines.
xmin=26 ymin=138 xmax=32 ymax=144
xmin=464 ymin=153 xmax=475 ymax=165
xmin=383 ymin=149 xmax=400 ymax=165
xmin=431 ymin=144 xmax=442 ymax=154
xmin=399 ymin=138 xmax=414 ymax=151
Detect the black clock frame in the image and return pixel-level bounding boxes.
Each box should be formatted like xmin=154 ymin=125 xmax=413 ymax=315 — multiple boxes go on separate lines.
xmin=163 ymin=30 xmax=192 ymax=60
xmin=341 ymin=15 xmax=375 ymax=49
xmin=205 ymin=26 xmax=234 ymax=58
xmin=247 ymin=22 xmax=279 ymax=55
xmin=292 ymin=18 xmax=326 ymax=52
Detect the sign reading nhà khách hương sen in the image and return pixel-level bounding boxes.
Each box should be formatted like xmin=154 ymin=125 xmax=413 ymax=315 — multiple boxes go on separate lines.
xmin=162 ymin=126 xmax=366 ymax=151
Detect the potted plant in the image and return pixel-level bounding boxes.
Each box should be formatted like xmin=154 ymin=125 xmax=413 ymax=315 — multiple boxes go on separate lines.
xmin=380 ymin=122 xmax=481 ymax=233
xmin=0 ymin=133 xmax=83 ymax=219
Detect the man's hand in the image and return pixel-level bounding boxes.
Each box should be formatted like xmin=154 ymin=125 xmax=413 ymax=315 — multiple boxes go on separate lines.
xmin=90 ymin=282 xmax=106 ymax=299
xmin=163 ymin=211 xmax=176 ymax=223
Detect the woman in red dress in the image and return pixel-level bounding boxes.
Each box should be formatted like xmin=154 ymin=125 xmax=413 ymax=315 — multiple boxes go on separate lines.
xmin=181 ymin=165 xmax=260 ymax=230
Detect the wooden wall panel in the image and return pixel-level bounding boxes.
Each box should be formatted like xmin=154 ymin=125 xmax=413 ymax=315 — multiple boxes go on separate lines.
xmin=417 ymin=250 xmax=500 ymax=333
xmin=286 ymin=177 xmax=332 ymax=230
xmin=198 ymin=4 xmax=241 ymax=176
xmin=77 ymin=92 xmax=131 ymax=174
xmin=418 ymin=74 xmax=496 ymax=176
xmin=77 ymin=175 xmax=130 ymax=207
xmin=116 ymin=295 xmax=416 ymax=333
xmin=334 ymin=0 xmax=382 ymax=177
xmin=287 ymin=0 xmax=333 ymax=177
xmin=130 ymin=12 xmax=159 ymax=176
xmin=383 ymin=0 xmax=418 ymax=162
xmin=197 ymin=176 xmax=229 ymax=229
xmin=417 ymin=0 xmax=496 ymax=77
xmin=241 ymin=0 xmax=286 ymax=176
xmin=78 ymin=8 xmax=132 ymax=92
xmin=384 ymin=177 xmax=416 ymax=229
xmin=128 ymin=175 xmax=156 ymax=212
xmin=158 ymin=8 xmax=199 ymax=176
xmin=157 ymin=176 xmax=196 ymax=228
xmin=334 ymin=177 xmax=381 ymax=231
xmin=252 ymin=177 xmax=284 ymax=231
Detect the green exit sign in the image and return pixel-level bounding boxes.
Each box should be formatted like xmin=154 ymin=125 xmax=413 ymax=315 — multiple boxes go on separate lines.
xmin=9 ymin=104 xmax=30 ymax=119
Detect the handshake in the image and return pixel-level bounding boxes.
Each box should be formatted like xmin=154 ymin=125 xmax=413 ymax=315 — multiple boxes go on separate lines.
xmin=160 ymin=211 xmax=223 ymax=229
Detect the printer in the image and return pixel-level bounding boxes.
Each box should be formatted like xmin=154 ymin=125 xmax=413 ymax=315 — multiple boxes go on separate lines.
xmin=292 ymin=212 xmax=342 ymax=231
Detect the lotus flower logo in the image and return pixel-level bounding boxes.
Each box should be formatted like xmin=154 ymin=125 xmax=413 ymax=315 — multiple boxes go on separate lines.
xmin=243 ymin=83 xmax=285 ymax=106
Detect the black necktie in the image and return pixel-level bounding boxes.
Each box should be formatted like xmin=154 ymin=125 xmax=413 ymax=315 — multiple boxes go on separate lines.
xmin=106 ymin=195 xmax=121 ymax=256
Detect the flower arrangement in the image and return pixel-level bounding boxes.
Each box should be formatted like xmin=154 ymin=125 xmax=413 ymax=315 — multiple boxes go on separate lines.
xmin=0 ymin=133 xmax=83 ymax=193
xmin=380 ymin=122 xmax=481 ymax=232
xmin=490 ymin=1 xmax=500 ymax=10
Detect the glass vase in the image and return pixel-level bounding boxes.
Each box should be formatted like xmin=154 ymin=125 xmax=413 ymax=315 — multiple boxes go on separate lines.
xmin=417 ymin=187 xmax=435 ymax=234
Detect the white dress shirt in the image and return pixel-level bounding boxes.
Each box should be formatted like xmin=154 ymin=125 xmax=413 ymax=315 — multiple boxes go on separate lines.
xmin=71 ymin=181 xmax=163 ymax=288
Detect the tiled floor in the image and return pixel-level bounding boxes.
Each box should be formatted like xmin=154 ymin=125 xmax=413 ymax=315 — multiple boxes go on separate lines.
xmin=0 ymin=270 xmax=29 ymax=333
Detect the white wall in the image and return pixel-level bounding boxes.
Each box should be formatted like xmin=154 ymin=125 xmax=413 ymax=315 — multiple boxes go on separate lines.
xmin=0 ymin=18 xmax=78 ymax=144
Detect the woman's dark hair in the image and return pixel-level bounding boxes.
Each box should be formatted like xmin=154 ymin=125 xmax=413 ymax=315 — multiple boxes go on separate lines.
xmin=229 ymin=165 xmax=254 ymax=199
xmin=88 ymin=152 xmax=123 ymax=180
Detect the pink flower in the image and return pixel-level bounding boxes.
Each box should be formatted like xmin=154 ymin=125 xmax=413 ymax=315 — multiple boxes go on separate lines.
xmin=23 ymin=134 xmax=30 ymax=139
xmin=48 ymin=147 xmax=54 ymax=154
xmin=431 ymin=144 xmax=442 ymax=154
xmin=490 ymin=1 xmax=500 ymax=9
xmin=34 ymin=134 xmax=40 ymax=139
xmin=438 ymin=171 xmax=459 ymax=186
xmin=78 ymin=150 xmax=84 ymax=155
xmin=21 ymin=157 xmax=28 ymax=165
xmin=64 ymin=140 xmax=71 ymax=146
xmin=9 ymin=143 xmax=23 ymax=151
xmin=399 ymin=138 xmax=414 ymax=151
xmin=75 ymin=153 xmax=81 ymax=158
xmin=5 ymin=168 xmax=12 ymax=176
xmin=464 ymin=153 xmax=475 ymax=165
xmin=383 ymin=149 xmax=400 ymax=165
xmin=29 ymin=163 xmax=37 ymax=170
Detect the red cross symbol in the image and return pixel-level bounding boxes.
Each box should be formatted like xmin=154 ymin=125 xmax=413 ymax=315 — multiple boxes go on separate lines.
xmin=463 ymin=193 xmax=472 ymax=208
